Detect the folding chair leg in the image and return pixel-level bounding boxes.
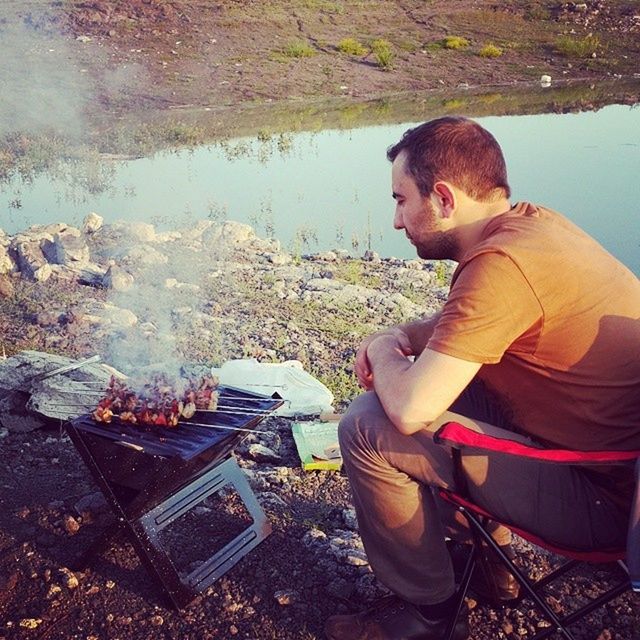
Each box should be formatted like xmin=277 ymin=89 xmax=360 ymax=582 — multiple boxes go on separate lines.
xmin=534 ymin=559 xmax=580 ymax=590
xmin=444 ymin=544 xmax=478 ymax=640
xmin=458 ymin=505 xmax=576 ymax=640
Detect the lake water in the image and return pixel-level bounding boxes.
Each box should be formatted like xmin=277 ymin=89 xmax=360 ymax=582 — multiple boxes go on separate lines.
xmin=2 ymin=103 xmax=639 ymax=274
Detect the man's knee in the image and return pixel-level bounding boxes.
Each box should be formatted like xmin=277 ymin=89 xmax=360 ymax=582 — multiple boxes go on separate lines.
xmin=338 ymin=393 xmax=371 ymax=452
xmin=338 ymin=392 xmax=397 ymax=461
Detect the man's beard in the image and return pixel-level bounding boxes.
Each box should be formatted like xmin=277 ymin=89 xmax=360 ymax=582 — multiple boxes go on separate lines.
xmin=412 ymin=230 xmax=459 ymax=261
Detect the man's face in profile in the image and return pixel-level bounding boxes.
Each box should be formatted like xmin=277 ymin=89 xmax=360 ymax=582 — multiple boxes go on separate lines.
xmin=391 ymin=151 xmax=455 ymax=260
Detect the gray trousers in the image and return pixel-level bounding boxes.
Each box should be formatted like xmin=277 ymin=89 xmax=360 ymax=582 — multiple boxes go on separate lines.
xmin=338 ymin=383 xmax=629 ymax=605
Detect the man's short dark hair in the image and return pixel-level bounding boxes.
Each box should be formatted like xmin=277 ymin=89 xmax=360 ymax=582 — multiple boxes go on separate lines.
xmin=387 ymin=116 xmax=511 ymax=201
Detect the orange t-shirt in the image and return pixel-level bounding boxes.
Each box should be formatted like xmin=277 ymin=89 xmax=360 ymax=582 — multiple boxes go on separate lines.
xmin=428 ymin=203 xmax=640 ymax=503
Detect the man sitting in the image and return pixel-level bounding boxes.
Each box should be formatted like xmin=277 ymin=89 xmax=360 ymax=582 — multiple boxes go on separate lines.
xmin=325 ymin=116 xmax=640 ymax=640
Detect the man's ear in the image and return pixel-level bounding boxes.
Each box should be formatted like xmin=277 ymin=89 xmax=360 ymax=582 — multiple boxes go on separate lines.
xmin=432 ymin=182 xmax=456 ymax=218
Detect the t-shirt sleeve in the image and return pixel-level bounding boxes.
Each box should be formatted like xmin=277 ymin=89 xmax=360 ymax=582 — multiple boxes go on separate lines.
xmin=428 ymin=252 xmax=543 ymax=363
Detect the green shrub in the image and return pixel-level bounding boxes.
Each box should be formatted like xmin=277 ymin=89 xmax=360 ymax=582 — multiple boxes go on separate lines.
xmin=478 ymin=43 xmax=503 ymax=58
xmin=525 ymin=5 xmax=551 ymax=21
xmin=337 ymin=37 xmax=368 ymax=56
xmin=371 ymin=38 xmax=393 ymax=70
xmin=282 ymin=40 xmax=316 ymax=58
xmin=555 ymin=34 xmax=600 ymax=58
xmin=443 ymin=36 xmax=470 ymax=50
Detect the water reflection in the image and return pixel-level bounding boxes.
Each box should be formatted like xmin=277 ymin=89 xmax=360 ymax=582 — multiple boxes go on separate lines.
xmin=2 ymin=103 xmax=639 ymax=274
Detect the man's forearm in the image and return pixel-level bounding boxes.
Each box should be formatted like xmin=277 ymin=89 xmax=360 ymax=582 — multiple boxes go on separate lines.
xmin=396 ymin=312 xmax=441 ymax=355
xmin=367 ymin=333 xmax=482 ymax=435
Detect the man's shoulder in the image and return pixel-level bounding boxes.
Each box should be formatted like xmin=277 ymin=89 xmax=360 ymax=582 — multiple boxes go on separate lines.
xmin=461 ymin=201 xmax=612 ymax=274
xmin=481 ymin=202 xmax=584 ymax=242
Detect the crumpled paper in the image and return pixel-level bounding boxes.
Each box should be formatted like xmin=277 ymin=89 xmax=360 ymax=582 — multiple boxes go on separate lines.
xmin=213 ymin=359 xmax=334 ymax=417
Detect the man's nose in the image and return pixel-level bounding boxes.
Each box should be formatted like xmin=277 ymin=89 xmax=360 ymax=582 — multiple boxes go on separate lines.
xmin=393 ymin=207 xmax=403 ymax=229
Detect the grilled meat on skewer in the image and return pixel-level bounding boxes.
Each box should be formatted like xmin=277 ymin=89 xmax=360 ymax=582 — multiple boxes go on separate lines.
xmin=93 ymin=373 xmax=219 ymax=428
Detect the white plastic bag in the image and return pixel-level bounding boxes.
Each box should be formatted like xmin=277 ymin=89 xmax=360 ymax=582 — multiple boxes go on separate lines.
xmin=213 ymin=359 xmax=334 ymax=417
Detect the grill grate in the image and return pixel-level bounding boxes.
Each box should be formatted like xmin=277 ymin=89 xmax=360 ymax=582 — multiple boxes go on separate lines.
xmin=70 ymin=385 xmax=283 ymax=460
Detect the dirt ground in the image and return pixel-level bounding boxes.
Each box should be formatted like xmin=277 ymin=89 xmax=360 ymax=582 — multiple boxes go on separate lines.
xmin=3 ymin=0 xmax=640 ymax=117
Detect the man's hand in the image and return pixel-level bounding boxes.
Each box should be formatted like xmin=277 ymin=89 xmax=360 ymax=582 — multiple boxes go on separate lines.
xmin=355 ymin=328 xmax=413 ymax=389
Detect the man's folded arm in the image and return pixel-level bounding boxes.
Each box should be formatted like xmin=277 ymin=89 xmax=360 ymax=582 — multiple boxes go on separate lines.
xmin=367 ymin=338 xmax=482 ymax=435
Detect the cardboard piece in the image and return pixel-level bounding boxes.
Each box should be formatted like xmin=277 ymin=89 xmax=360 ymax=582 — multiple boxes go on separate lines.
xmin=291 ymin=420 xmax=342 ymax=471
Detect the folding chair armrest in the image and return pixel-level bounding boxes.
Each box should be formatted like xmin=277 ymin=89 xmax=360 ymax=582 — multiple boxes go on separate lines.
xmin=433 ymin=421 xmax=640 ymax=466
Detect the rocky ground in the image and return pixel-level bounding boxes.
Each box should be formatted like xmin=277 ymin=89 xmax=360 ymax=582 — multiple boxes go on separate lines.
xmin=0 ymin=217 xmax=638 ymax=640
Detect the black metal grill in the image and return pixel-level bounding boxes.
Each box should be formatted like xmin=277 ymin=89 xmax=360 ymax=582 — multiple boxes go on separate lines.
xmin=66 ymin=385 xmax=283 ymax=609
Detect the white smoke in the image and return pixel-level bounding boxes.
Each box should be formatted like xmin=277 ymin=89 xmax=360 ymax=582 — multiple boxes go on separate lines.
xmin=101 ymin=225 xmax=231 ymax=387
xmin=0 ymin=16 xmax=91 ymax=137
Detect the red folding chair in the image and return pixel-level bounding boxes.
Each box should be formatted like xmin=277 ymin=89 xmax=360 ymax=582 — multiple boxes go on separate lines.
xmin=433 ymin=421 xmax=640 ymax=640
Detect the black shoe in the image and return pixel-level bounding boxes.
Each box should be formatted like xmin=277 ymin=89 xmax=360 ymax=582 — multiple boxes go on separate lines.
xmin=324 ymin=595 xmax=468 ymax=640
xmin=447 ymin=540 xmax=520 ymax=606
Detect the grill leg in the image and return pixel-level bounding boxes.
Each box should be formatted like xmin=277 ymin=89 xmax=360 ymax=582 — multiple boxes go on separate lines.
xmin=70 ymin=520 xmax=126 ymax=571
xmin=135 ymin=456 xmax=272 ymax=609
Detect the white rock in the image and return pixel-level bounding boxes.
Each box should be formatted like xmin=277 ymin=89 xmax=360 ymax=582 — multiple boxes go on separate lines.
xmin=0 ymin=246 xmax=15 ymax=274
xmin=303 ymin=528 xmax=327 ymax=546
xmin=178 ymin=219 xmax=214 ymax=242
xmin=247 ymin=443 xmax=281 ymax=463
xmin=344 ymin=551 xmax=369 ymax=566
xmin=111 ymin=221 xmax=156 ymax=243
xmin=221 ymin=221 xmax=256 ymax=245
xmin=41 ymin=230 xmax=90 ymax=267
xmin=83 ymin=212 xmax=103 ymax=234
xmin=316 ymin=251 xmax=338 ymax=262
xmin=102 ymin=265 xmax=134 ymax=291
xmin=122 ymin=244 xmax=168 ymax=267
xmin=33 ymin=264 xmax=53 ymax=282
xmin=540 ymin=74 xmax=552 ymax=85
xmin=96 ymin=304 xmax=138 ymax=328
xmin=267 ymin=252 xmax=292 ymax=266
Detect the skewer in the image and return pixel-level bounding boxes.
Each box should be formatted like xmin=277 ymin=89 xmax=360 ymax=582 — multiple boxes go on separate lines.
xmin=41 ymin=402 xmax=280 ymax=418
xmin=30 ymin=402 xmax=274 ymax=434
xmin=30 ymin=355 xmax=102 ymax=383
xmin=51 ymin=388 xmax=288 ymax=404
xmin=198 ymin=407 xmax=281 ymax=416
xmin=177 ymin=421 xmax=271 ymax=434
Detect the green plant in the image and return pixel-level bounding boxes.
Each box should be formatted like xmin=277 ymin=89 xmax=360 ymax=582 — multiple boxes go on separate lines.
xmin=163 ymin=122 xmax=205 ymax=145
xmin=397 ymin=39 xmax=419 ymax=53
xmin=478 ymin=43 xmax=503 ymax=58
xmin=443 ymin=36 xmax=470 ymax=50
xmin=316 ymin=366 xmax=361 ymax=407
xmin=282 ymin=40 xmax=316 ymax=59
xmin=337 ymin=37 xmax=368 ymax=56
xmin=400 ymin=284 xmax=424 ymax=305
xmin=525 ymin=4 xmax=551 ymax=21
xmin=371 ymin=39 xmax=394 ymax=70
xmin=333 ymin=261 xmax=381 ymax=288
xmin=434 ymin=261 xmax=448 ymax=285
xmin=555 ymin=34 xmax=600 ymax=58
xmin=290 ymin=224 xmax=319 ymax=261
